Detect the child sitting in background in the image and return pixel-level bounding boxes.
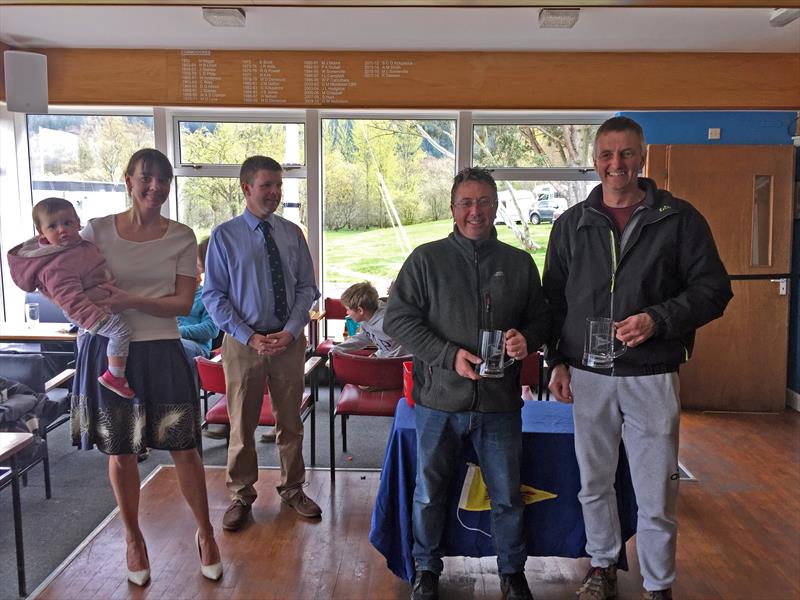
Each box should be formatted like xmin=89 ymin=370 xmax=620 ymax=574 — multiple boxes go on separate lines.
xmin=334 ymin=281 xmax=406 ymax=358
xmin=7 ymin=197 xmax=135 ymax=399
xmin=178 ymin=236 xmax=219 ymax=362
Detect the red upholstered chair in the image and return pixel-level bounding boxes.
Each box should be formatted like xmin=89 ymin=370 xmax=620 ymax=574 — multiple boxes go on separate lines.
xmin=520 ymin=350 xmax=546 ymax=401
xmin=314 ymin=297 xmax=348 ymax=357
xmin=195 ymin=356 xmax=274 ymax=447
xmin=328 ymin=351 xmax=408 ymax=480
xmin=195 ymin=356 xmax=225 ymax=417
xmin=195 ymin=356 xmax=320 ymax=462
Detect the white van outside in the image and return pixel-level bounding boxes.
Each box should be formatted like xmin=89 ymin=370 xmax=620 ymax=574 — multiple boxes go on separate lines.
xmin=494 ymin=190 xmax=536 ymax=224
xmin=494 ymin=185 xmax=567 ymax=225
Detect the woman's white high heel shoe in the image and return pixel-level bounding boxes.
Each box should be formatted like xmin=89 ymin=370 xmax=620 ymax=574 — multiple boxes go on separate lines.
xmin=195 ymin=529 xmax=223 ymax=581
xmin=127 ymin=567 xmax=150 ymax=587
xmin=126 ymin=543 xmax=150 ymax=586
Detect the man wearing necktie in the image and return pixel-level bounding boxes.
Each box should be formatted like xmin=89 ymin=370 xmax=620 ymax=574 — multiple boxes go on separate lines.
xmin=203 ymin=155 xmax=321 ymax=529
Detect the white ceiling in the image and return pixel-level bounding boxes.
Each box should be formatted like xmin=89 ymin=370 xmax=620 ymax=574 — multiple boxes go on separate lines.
xmin=0 ymin=6 xmax=798 ymax=53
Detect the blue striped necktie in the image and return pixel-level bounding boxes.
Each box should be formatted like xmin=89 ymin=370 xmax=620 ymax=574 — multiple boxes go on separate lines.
xmin=259 ymin=221 xmax=288 ymax=322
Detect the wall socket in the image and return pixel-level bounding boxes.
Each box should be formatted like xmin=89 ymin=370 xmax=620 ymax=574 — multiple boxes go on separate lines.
xmin=707 ymin=127 xmax=721 ymax=140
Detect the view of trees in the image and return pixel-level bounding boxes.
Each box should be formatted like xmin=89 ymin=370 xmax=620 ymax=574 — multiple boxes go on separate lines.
xmin=474 ymin=124 xmax=597 ymax=169
xmin=473 ymin=124 xmax=600 ymax=251
xmin=177 ymin=121 xmax=304 ymax=236
xmin=28 ymin=115 xmax=154 ymax=182
xmin=322 ymin=119 xmax=455 ymax=232
xmin=177 ymin=176 xmax=244 ymax=238
xmin=179 ymin=120 xmax=302 ymax=166
xmin=320 ymin=121 xmax=598 ymax=256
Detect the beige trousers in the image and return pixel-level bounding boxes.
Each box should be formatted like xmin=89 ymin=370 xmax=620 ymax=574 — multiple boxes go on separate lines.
xmin=221 ymin=333 xmax=307 ymax=504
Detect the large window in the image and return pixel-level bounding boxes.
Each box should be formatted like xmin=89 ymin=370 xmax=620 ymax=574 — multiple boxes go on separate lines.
xmin=27 ymin=114 xmax=155 ymax=223
xmin=4 ymin=109 xmax=608 ymax=323
xmin=177 ymin=120 xmax=304 ymax=166
xmin=2 ymin=113 xmax=155 ymax=323
xmin=473 ymin=123 xmax=598 ymax=169
xmin=472 ymin=119 xmax=605 ymax=271
xmin=174 ymin=117 xmax=306 ymax=241
xmin=321 ymin=117 xmax=456 ymax=298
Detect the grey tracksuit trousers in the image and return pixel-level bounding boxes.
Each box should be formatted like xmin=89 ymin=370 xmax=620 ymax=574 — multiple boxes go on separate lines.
xmin=570 ymin=368 xmax=680 ymax=592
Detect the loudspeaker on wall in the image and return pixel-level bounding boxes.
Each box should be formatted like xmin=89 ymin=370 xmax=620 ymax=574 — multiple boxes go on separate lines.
xmin=3 ymin=51 xmax=48 ymax=113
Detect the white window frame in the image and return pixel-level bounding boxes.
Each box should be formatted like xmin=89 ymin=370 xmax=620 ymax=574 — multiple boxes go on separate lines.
xmin=167 ymin=108 xmax=318 ymax=279
xmin=170 ymin=110 xmax=308 ymax=178
xmin=319 ymin=108 xmax=460 ymax=176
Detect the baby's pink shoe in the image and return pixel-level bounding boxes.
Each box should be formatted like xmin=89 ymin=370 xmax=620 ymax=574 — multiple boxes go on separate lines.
xmin=98 ymin=370 xmax=136 ymax=399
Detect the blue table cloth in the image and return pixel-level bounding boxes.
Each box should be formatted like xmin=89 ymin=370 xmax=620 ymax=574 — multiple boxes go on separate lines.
xmin=369 ymin=399 xmax=637 ymax=582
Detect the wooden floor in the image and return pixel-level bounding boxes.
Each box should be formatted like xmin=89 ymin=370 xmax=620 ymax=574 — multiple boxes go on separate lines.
xmin=32 ymin=409 xmax=799 ymax=600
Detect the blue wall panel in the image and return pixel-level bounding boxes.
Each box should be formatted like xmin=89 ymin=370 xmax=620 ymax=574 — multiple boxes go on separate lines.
xmin=619 ymin=111 xmax=797 ymax=146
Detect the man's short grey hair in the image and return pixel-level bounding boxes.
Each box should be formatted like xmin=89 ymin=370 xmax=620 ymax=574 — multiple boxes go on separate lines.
xmin=593 ymin=116 xmax=647 ymax=159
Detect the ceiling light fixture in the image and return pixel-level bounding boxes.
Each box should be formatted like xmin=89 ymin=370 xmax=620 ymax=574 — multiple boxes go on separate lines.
xmin=538 ymin=8 xmax=580 ymax=29
xmin=202 ymin=7 xmax=246 ymax=28
xmin=769 ymin=8 xmax=800 ymax=27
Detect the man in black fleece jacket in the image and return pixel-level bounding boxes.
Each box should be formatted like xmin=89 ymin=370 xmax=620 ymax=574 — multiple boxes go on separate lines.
xmin=385 ymin=167 xmax=549 ymax=600
xmin=544 ymin=117 xmax=732 ymax=600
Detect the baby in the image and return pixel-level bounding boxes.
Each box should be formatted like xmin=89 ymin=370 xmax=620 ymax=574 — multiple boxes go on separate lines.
xmin=7 ymin=197 xmax=135 ymax=399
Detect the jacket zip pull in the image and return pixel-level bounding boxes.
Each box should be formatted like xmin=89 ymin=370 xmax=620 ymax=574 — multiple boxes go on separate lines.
xmin=474 ymin=247 xmax=482 ymax=329
xmin=609 ymin=229 xmax=617 ymax=323
xmin=484 ymin=291 xmax=491 ymax=330
xmin=472 ymin=247 xmax=481 ymax=409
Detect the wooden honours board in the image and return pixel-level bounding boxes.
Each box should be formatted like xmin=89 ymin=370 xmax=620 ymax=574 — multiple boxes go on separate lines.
xmin=172 ymin=51 xmax=422 ymax=107
xmin=175 ymin=51 xmax=413 ymax=106
xmin=3 ymin=49 xmax=797 ymax=109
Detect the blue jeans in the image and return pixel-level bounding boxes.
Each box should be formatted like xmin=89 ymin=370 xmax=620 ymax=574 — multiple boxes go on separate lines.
xmin=413 ymin=403 xmax=525 ymax=576
xmin=180 ymin=339 xmax=210 ymax=363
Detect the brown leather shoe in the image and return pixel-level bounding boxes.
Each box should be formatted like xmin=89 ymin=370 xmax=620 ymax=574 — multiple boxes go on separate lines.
xmin=281 ymin=489 xmax=322 ymax=518
xmin=203 ymin=426 xmax=229 ymax=440
xmin=222 ymin=500 xmax=252 ymax=531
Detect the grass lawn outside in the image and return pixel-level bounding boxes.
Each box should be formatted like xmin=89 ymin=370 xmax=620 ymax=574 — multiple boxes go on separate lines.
xmin=323 ymin=219 xmax=552 ymax=294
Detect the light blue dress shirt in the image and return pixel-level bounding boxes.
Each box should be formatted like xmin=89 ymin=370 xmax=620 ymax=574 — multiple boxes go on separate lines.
xmin=202 ymin=208 xmax=320 ymax=346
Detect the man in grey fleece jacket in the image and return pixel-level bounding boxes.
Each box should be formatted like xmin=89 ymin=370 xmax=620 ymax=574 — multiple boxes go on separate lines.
xmin=384 ymin=168 xmax=549 ymax=600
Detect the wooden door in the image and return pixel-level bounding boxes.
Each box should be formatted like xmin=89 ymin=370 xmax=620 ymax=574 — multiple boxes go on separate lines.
xmin=646 ymin=145 xmax=795 ymax=411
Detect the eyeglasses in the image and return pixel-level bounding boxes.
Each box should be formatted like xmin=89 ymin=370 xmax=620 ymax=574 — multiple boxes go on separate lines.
xmin=452 ymin=198 xmax=495 ymax=210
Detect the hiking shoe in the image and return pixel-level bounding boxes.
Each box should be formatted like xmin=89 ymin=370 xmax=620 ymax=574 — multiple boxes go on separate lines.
xmin=222 ymin=499 xmax=252 ymax=531
xmin=576 ymin=565 xmax=617 ymax=599
xmin=643 ymin=590 xmax=672 ymax=600
xmin=203 ymin=426 xmax=229 ymax=440
xmin=281 ymin=489 xmax=322 ymax=518
xmin=501 ymin=571 xmax=534 ymax=599
xmin=411 ymin=570 xmax=439 ymax=600
xmin=98 ymin=370 xmax=135 ymax=399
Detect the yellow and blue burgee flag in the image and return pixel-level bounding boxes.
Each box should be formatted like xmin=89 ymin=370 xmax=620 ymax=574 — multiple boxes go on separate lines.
xmin=455 ymin=463 xmax=558 ymax=537
xmin=458 ymin=462 xmax=557 ymax=512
